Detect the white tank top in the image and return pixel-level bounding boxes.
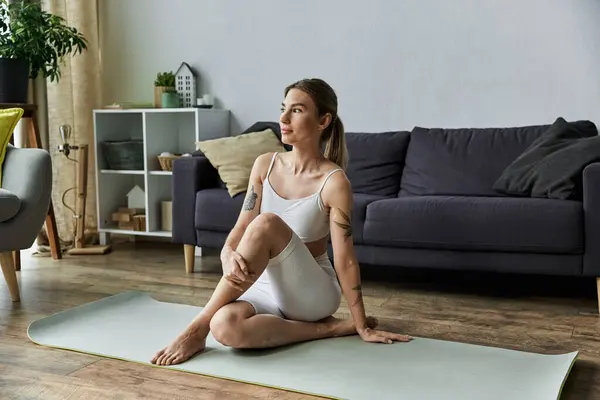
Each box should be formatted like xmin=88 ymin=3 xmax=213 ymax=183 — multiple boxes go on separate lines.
xmin=260 ymin=152 xmax=343 ymax=243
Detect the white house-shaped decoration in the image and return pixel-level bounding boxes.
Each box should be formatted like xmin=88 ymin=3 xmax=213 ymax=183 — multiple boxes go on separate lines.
xmin=175 ymin=62 xmax=197 ymax=108
xmin=127 ymin=185 xmax=145 ymax=210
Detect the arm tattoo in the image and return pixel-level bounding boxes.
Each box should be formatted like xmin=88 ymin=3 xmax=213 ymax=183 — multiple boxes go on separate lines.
xmin=334 ymin=208 xmax=353 ymax=240
xmin=243 ymin=185 xmax=258 ymax=211
xmin=351 ymin=284 xmax=362 ymax=307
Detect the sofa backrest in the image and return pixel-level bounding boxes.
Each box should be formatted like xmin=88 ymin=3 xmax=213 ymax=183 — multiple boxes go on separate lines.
xmin=243 ymin=123 xmax=412 ymax=197
xmin=345 ymin=131 xmax=411 ymax=196
xmin=399 ymin=124 xmax=551 ymax=197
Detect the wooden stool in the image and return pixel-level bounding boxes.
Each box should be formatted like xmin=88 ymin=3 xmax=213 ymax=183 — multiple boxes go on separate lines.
xmin=2 ymin=103 xmax=62 ymax=267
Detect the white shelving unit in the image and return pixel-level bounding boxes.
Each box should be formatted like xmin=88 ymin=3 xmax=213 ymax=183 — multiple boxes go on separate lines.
xmin=93 ymin=108 xmax=230 ymax=244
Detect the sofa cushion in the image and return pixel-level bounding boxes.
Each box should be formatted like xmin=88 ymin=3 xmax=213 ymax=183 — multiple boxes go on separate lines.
xmin=493 ymin=117 xmax=599 ymax=200
xmin=195 ymin=129 xmax=287 ymax=197
xmin=196 ymin=188 xmax=244 ymax=232
xmin=0 ymin=189 xmax=21 ymax=222
xmin=345 ymin=131 xmax=411 ymax=196
xmin=399 ymin=124 xmax=550 ymax=197
xmin=363 ymin=196 xmax=582 ymax=254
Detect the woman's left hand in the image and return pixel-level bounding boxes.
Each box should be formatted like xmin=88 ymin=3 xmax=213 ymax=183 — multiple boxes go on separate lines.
xmin=358 ymin=327 xmax=412 ymax=344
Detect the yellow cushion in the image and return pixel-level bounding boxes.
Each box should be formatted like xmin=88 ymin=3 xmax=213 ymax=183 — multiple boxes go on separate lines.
xmin=0 ymin=108 xmax=25 ymax=188
xmin=196 ymin=129 xmax=287 ymax=197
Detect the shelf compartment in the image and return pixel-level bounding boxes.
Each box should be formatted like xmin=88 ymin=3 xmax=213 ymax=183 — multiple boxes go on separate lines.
xmin=94 ymin=111 xmax=144 ymax=171
xmin=96 ymin=174 xmax=146 ymax=231
xmin=146 ymin=174 xmax=172 ymax=233
xmin=144 ymin=112 xmax=196 ymax=172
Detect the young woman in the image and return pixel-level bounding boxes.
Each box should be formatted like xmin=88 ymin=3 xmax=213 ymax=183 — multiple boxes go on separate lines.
xmin=151 ymin=78 xmax=411 ymax=366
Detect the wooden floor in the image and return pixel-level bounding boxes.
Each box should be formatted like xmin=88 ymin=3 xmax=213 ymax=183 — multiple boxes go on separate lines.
xmin=1 ymin=242 xmax=600 ymax=399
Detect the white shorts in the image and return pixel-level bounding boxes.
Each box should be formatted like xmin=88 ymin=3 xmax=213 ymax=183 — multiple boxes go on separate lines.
xmin=238 ymin=231 xmax=342 ymax=322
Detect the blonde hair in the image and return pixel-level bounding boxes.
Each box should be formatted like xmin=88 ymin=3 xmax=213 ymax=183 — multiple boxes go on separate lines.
xmin=284 ymin=78 xmax=348 ymax=170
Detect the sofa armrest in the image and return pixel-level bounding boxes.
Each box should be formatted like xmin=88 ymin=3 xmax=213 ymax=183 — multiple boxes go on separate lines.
xmin=0 ymin=145 xmax=52 ymax=251
xmin=171 ymin=155 xmax=220 ymax=245
xmin=583 ymin=162 xmax=600 ymax=276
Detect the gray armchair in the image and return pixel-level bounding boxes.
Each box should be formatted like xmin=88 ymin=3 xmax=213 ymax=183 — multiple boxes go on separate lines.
xmin=0 ymin=144 xmax=52 ymax=301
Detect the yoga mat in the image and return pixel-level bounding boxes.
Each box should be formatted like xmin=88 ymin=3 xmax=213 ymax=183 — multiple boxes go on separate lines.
xmin=28 ymin=291 xmax=577 ymax=400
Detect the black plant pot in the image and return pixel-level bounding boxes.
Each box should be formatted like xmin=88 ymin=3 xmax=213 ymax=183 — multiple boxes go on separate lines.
xmin=0 ymin=58 xmax=30 ymax=104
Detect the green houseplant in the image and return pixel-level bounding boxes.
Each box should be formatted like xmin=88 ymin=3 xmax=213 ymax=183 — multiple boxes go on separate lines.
xmin=154 ymin=71 xmax=176 ymax=108
xmin=161 ymin=86 xmax=179 ymax=108
xmin=0 ymin=0 xmax=88 ymax=103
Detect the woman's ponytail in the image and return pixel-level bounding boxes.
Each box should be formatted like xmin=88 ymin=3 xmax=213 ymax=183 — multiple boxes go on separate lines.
xmin=323 ymin=116 xmax=348 ymax=170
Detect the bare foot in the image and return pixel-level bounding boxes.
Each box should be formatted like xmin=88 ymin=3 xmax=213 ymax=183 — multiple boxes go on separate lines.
xmin=322 ymin=315 xmax=379 ymax=337
xmin=151 ymin=323 xmax=210 ymax=366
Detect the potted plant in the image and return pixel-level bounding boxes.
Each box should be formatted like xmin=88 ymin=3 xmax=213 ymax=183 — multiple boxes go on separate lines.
xmin=0 ymin=0 xmax=88 ymax=104
xmin=161 ymin=87 xmax=180 ymax=108
xmin=154 ymin=71 xmax=176 ymax=108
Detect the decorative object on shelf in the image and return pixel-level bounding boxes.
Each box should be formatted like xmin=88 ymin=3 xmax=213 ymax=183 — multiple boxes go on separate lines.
xmin=154 ymin=71 xmax=175 ymax=108
xmin=161 ymin=88 xmax=180 ymax=108
xmin=111 ymin=207 xmax=145 ymax=231
xmin=175 ymin=62 xmax=197 ymax=108
xmin=195 ymin=95 xmax=214 ymax=109
xmin=203 ymin=94 xmax=214 ymax=106
xmin=104 ymin=102 xmax=154 ymax=110
xmin=100 ymin=139 xmax=144 ymax=170
xmin=126 ymin=185 xmax=145 ymax=209
xmin=133 ymin=214 xmax=146 ymax=231
xmin=57 ymin=124 xmax=110 ymax=255
xmin=0 ymin=0 xmax=87 ymax=103
xmin=157 ymin=152 xmax=191 ymax=171
xmin=161 ymin=201 xmax=172 ymax=231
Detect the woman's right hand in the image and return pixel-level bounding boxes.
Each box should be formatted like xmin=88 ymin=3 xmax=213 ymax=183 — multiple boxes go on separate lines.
xmin=220 ymin=246 xmax=254 ymax=291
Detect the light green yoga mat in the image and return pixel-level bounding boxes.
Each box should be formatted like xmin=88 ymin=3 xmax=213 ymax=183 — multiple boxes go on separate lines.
xmin=28 ymin=291 xmax=577 ymax=400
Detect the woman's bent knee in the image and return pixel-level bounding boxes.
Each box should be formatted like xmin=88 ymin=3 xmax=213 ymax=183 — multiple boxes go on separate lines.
xmin=246 ymin=213 xmax=292 ymax=254
xmin=210 ymin=306 xmax=248 ymax=348
xmin=249 ymin=212 xmax=282 ymax=234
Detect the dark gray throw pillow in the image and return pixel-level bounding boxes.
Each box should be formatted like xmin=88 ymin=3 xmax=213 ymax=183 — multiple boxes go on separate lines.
xmin=493 ymin=117 xmax=600 ymax=200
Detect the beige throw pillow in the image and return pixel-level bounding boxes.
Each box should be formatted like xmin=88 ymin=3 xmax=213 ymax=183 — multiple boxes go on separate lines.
xmin=196 ymin=129 xmax=287 ymax=197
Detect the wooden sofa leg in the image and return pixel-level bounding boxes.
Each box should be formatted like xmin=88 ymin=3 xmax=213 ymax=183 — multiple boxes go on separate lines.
xmin=13 ymin=250 xmax=20 ymax=271
xmin=184 ymin=244 xmax=195 ymax=273
xmin=597 ymin=278 xmax=600 ymax=315
xmin=0 ymin=252 xmax=20 ymax=302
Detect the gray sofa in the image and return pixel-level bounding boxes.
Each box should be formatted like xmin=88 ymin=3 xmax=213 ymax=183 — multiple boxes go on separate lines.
xmin=0 ymin=145 xmax=53 ymax=301
xmin=172 ymin=120 xmax=600 ymax=310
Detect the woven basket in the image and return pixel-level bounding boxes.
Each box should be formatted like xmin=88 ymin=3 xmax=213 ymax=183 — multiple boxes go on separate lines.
xmin=157 ymin=154 xmax=182 ymax=171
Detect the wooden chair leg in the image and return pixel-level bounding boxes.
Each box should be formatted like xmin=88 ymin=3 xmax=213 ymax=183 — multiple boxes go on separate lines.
xmin=184 ymin=244 xmax=195 ymax=273
xmin=1 ymin=252 xmax=20 ymax=301
xmin=45 ymin=205 xmax=62 ymax=259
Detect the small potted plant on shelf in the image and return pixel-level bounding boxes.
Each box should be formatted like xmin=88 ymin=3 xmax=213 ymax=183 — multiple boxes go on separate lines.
xmin=0 ymin=0 xmax=88 ymax=104
xmin=161 ymin=87 xmax=180 ymax=108
xmin=154 ymin=71 xmax=176 ymax=108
